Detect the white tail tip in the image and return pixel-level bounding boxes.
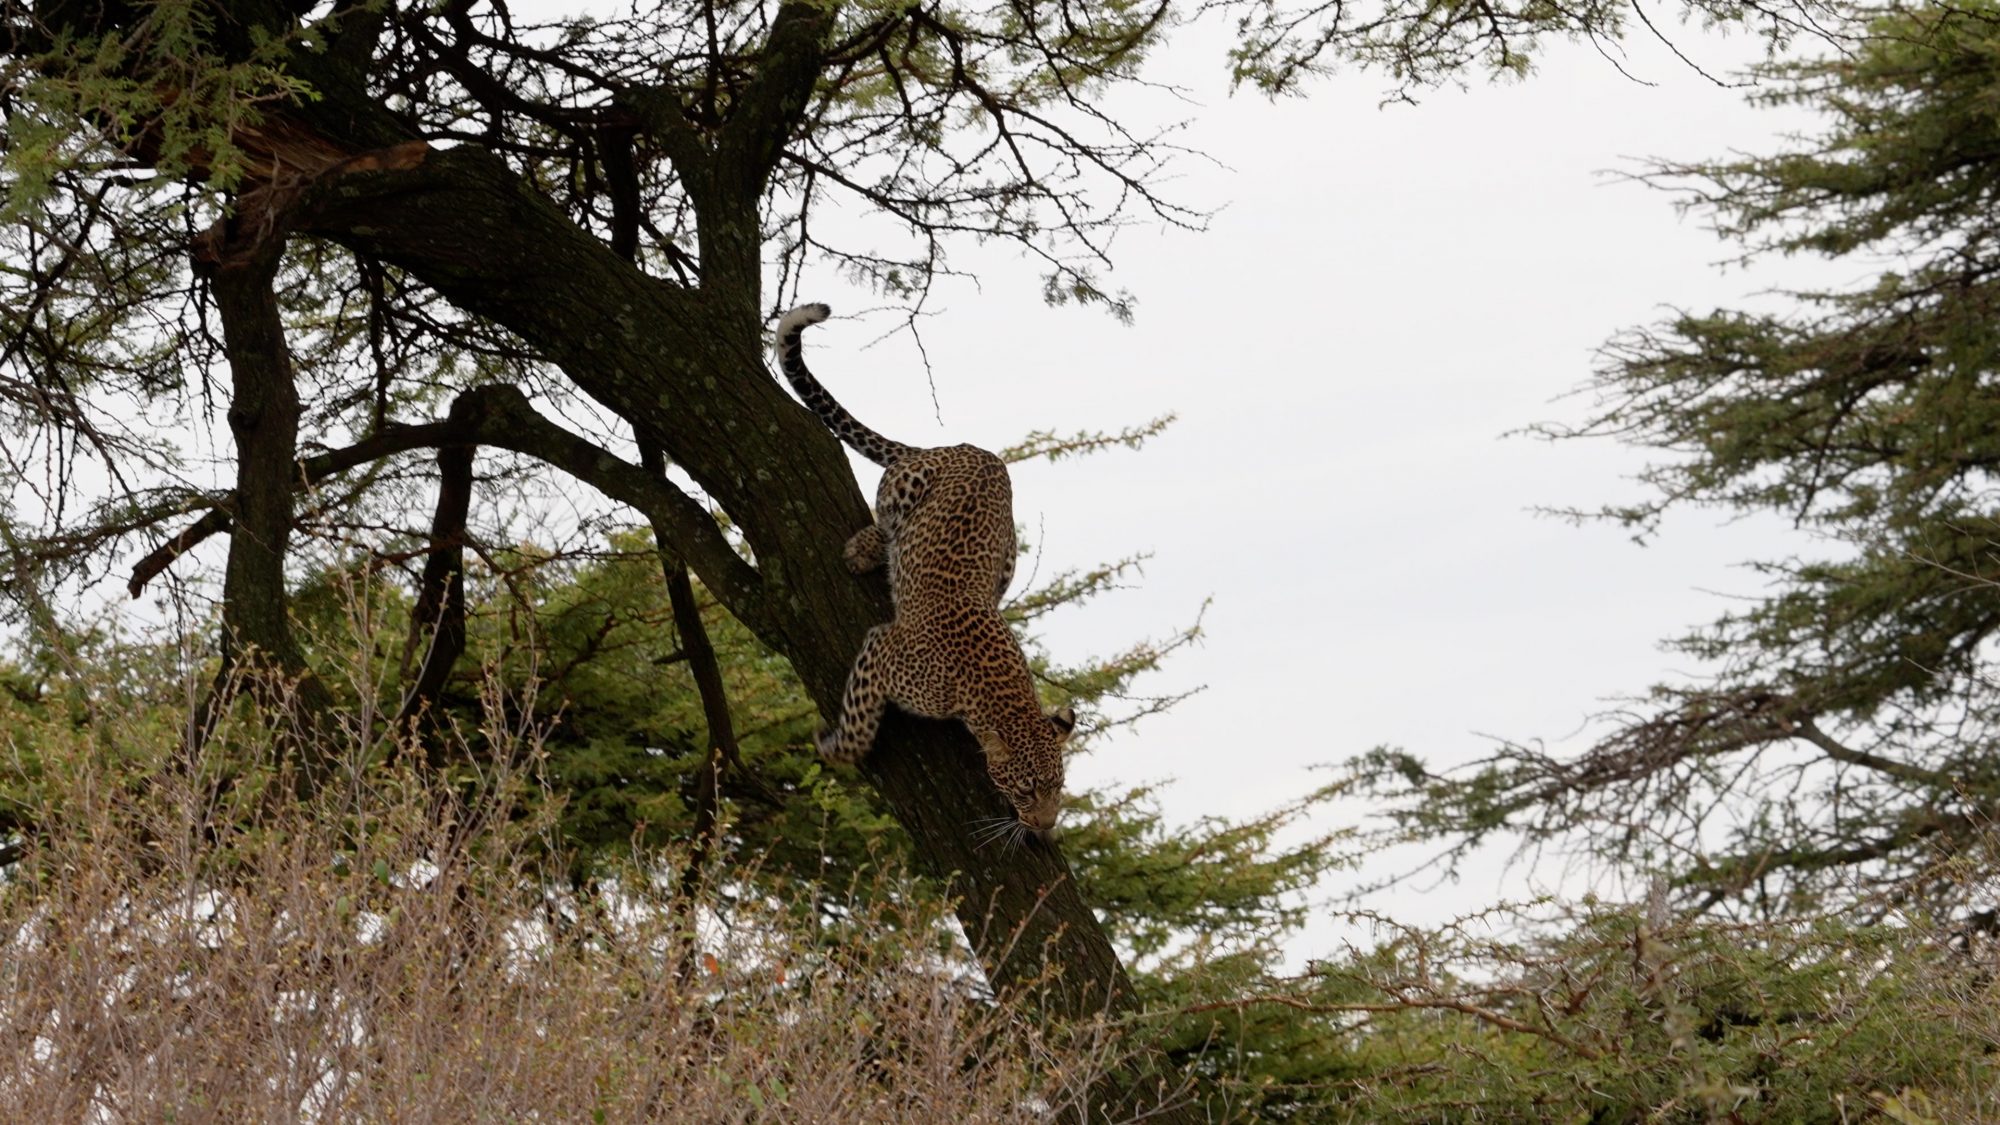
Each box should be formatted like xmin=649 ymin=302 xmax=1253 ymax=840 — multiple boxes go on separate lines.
xmin=776 ymin=302 xmax=831 ymax=341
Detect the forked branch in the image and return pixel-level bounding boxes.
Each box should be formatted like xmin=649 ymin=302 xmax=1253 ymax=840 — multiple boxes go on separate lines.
xmin=131 ymin=385 xmax=775 ymax=645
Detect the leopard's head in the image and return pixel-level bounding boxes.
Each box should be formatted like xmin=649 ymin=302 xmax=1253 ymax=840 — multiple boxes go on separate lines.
xmin=974 ymin=705 xmax=1077 ymax=838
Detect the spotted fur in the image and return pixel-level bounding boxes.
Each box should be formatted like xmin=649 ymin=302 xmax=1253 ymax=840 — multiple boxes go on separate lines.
xmin=776 ymin=303 xmax=1074 ymax=835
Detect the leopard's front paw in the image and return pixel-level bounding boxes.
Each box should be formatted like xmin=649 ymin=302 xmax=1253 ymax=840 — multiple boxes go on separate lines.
xmin=816 ymin=727 xmax=862 ymax=765
xmin=842 ymin=526 xmax=885 ymax=575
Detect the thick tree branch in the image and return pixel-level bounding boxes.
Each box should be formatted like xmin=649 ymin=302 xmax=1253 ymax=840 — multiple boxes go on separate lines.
xmin=131 ymin=383 xmax=776 ymax=647
xmin=191 ymin=213 xmax=337 ymax=786
xmin=128 ymin=413 xmax=473 ymax=597
xmin=463 ymin=387 xmax=776 ymax=644
xmin=611 ymin=85 xmax=709 ymax=185
xmin=718 ymin=1 xmax=835 ymax=196
xmin=128 ymin=508 xmax=234 ymax=598
xmin=397 ymin=442 xmax=474 ymax=757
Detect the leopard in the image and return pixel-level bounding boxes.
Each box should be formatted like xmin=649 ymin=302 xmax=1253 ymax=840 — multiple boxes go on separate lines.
xmin=775 ymin=302 xmax=1075 ymax=839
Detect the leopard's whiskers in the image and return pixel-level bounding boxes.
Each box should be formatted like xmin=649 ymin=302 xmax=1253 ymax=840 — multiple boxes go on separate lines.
xmin=969 ymin=815 xmax=1019 ymax=850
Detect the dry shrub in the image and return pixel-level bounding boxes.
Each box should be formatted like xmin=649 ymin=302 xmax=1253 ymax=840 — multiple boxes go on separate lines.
xmin=0 ymin=675 xmax=1128 ymax=1123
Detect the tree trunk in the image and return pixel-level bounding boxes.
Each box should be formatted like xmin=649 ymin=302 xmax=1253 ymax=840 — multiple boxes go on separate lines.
xmin=193 ymin=224 xmax=337 ymax=789
xmin=398 ymin=442 xmax=474 ymax=762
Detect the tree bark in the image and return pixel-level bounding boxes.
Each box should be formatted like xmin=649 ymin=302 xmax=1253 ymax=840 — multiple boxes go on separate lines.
xmin=398 ymin=442 xmax=474 ymax=761
xmin=192 ymin=222 xmax=337 ymax=788
xmin=637 ymin=445 xmax=748 ymax=906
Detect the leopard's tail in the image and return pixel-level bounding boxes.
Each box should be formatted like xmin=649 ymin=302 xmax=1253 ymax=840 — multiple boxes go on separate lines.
xmin=774 ymin=303 xmax=914 ymax=467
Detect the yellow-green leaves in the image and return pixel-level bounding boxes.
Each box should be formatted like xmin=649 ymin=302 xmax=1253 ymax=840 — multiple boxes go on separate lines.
xmin=3 ymin=0 xmax=316 ymax=220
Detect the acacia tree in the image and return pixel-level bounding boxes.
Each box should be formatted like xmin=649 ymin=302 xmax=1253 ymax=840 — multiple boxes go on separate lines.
xmin=1355 ymin=0 xmax=2000 ymax=926
xmin=0 ymin=0 xmax=1840 ymax=1114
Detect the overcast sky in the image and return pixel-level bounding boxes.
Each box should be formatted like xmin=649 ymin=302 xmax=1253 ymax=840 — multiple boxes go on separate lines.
xmin=782 ymin=17 xmax=1841 ymax=942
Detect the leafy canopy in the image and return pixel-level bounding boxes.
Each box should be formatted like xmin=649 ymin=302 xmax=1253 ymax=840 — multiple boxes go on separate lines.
xmin=1352 ymin=0 xmax=2000 ymax=922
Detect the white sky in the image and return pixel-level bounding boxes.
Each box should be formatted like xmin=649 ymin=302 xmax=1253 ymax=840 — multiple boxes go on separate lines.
xmin=784 ymin=16 xmax=1843 ymax=945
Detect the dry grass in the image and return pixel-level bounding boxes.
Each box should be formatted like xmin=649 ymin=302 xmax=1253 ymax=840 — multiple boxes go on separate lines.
xmin=0 ymin=680 xmax=1130 ymax=1123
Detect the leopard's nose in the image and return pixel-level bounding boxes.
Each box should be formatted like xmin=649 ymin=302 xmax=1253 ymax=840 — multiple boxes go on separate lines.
xmin=1017 ymin=797 xmax=1061 ymax=836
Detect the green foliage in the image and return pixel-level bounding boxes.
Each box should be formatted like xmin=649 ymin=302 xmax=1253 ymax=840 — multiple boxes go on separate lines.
xmin=1001 ymin=414 xmax=1177 ymax=465
xmin=1348 ymin=0 xmax=2000 ymax=919
xmin=1225 ymin=0 xmax=1825 ymax=97
xmin=1069 ymin=780 xmax=1350 ymax=966
xmin=1317 ymin=896 xmax=2000 ymax=1122
xmin=467 ymin=533 xmax=880 ymax=881
xmin=1136 ymin=894 xmax=1999 ymax=1122
xmin=1067 ymin=780 xmax=1365 ymax=1119
xmin=7 ymin=614 xmax=2000 ymax=1118
xmin=2 ymin=0 xmax=314 ymax=217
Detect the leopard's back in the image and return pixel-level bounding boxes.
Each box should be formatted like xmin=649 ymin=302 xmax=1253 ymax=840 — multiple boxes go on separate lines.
xmin=876 ymin=444 xmax=1016 ymax=610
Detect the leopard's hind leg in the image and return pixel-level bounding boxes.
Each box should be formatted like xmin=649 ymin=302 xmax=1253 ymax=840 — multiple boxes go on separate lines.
xmin=817 ymin=624 xmax=897 ymax=765
xmin=818 ymin=621 xmax=962 ymax=764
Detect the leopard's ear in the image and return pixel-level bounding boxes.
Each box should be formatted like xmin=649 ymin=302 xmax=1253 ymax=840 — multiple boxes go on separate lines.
xmin=1049 ymin=705 xmax=1077 ymax=743
xmin=972 ymin=725 xmax=1010 ymax=764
